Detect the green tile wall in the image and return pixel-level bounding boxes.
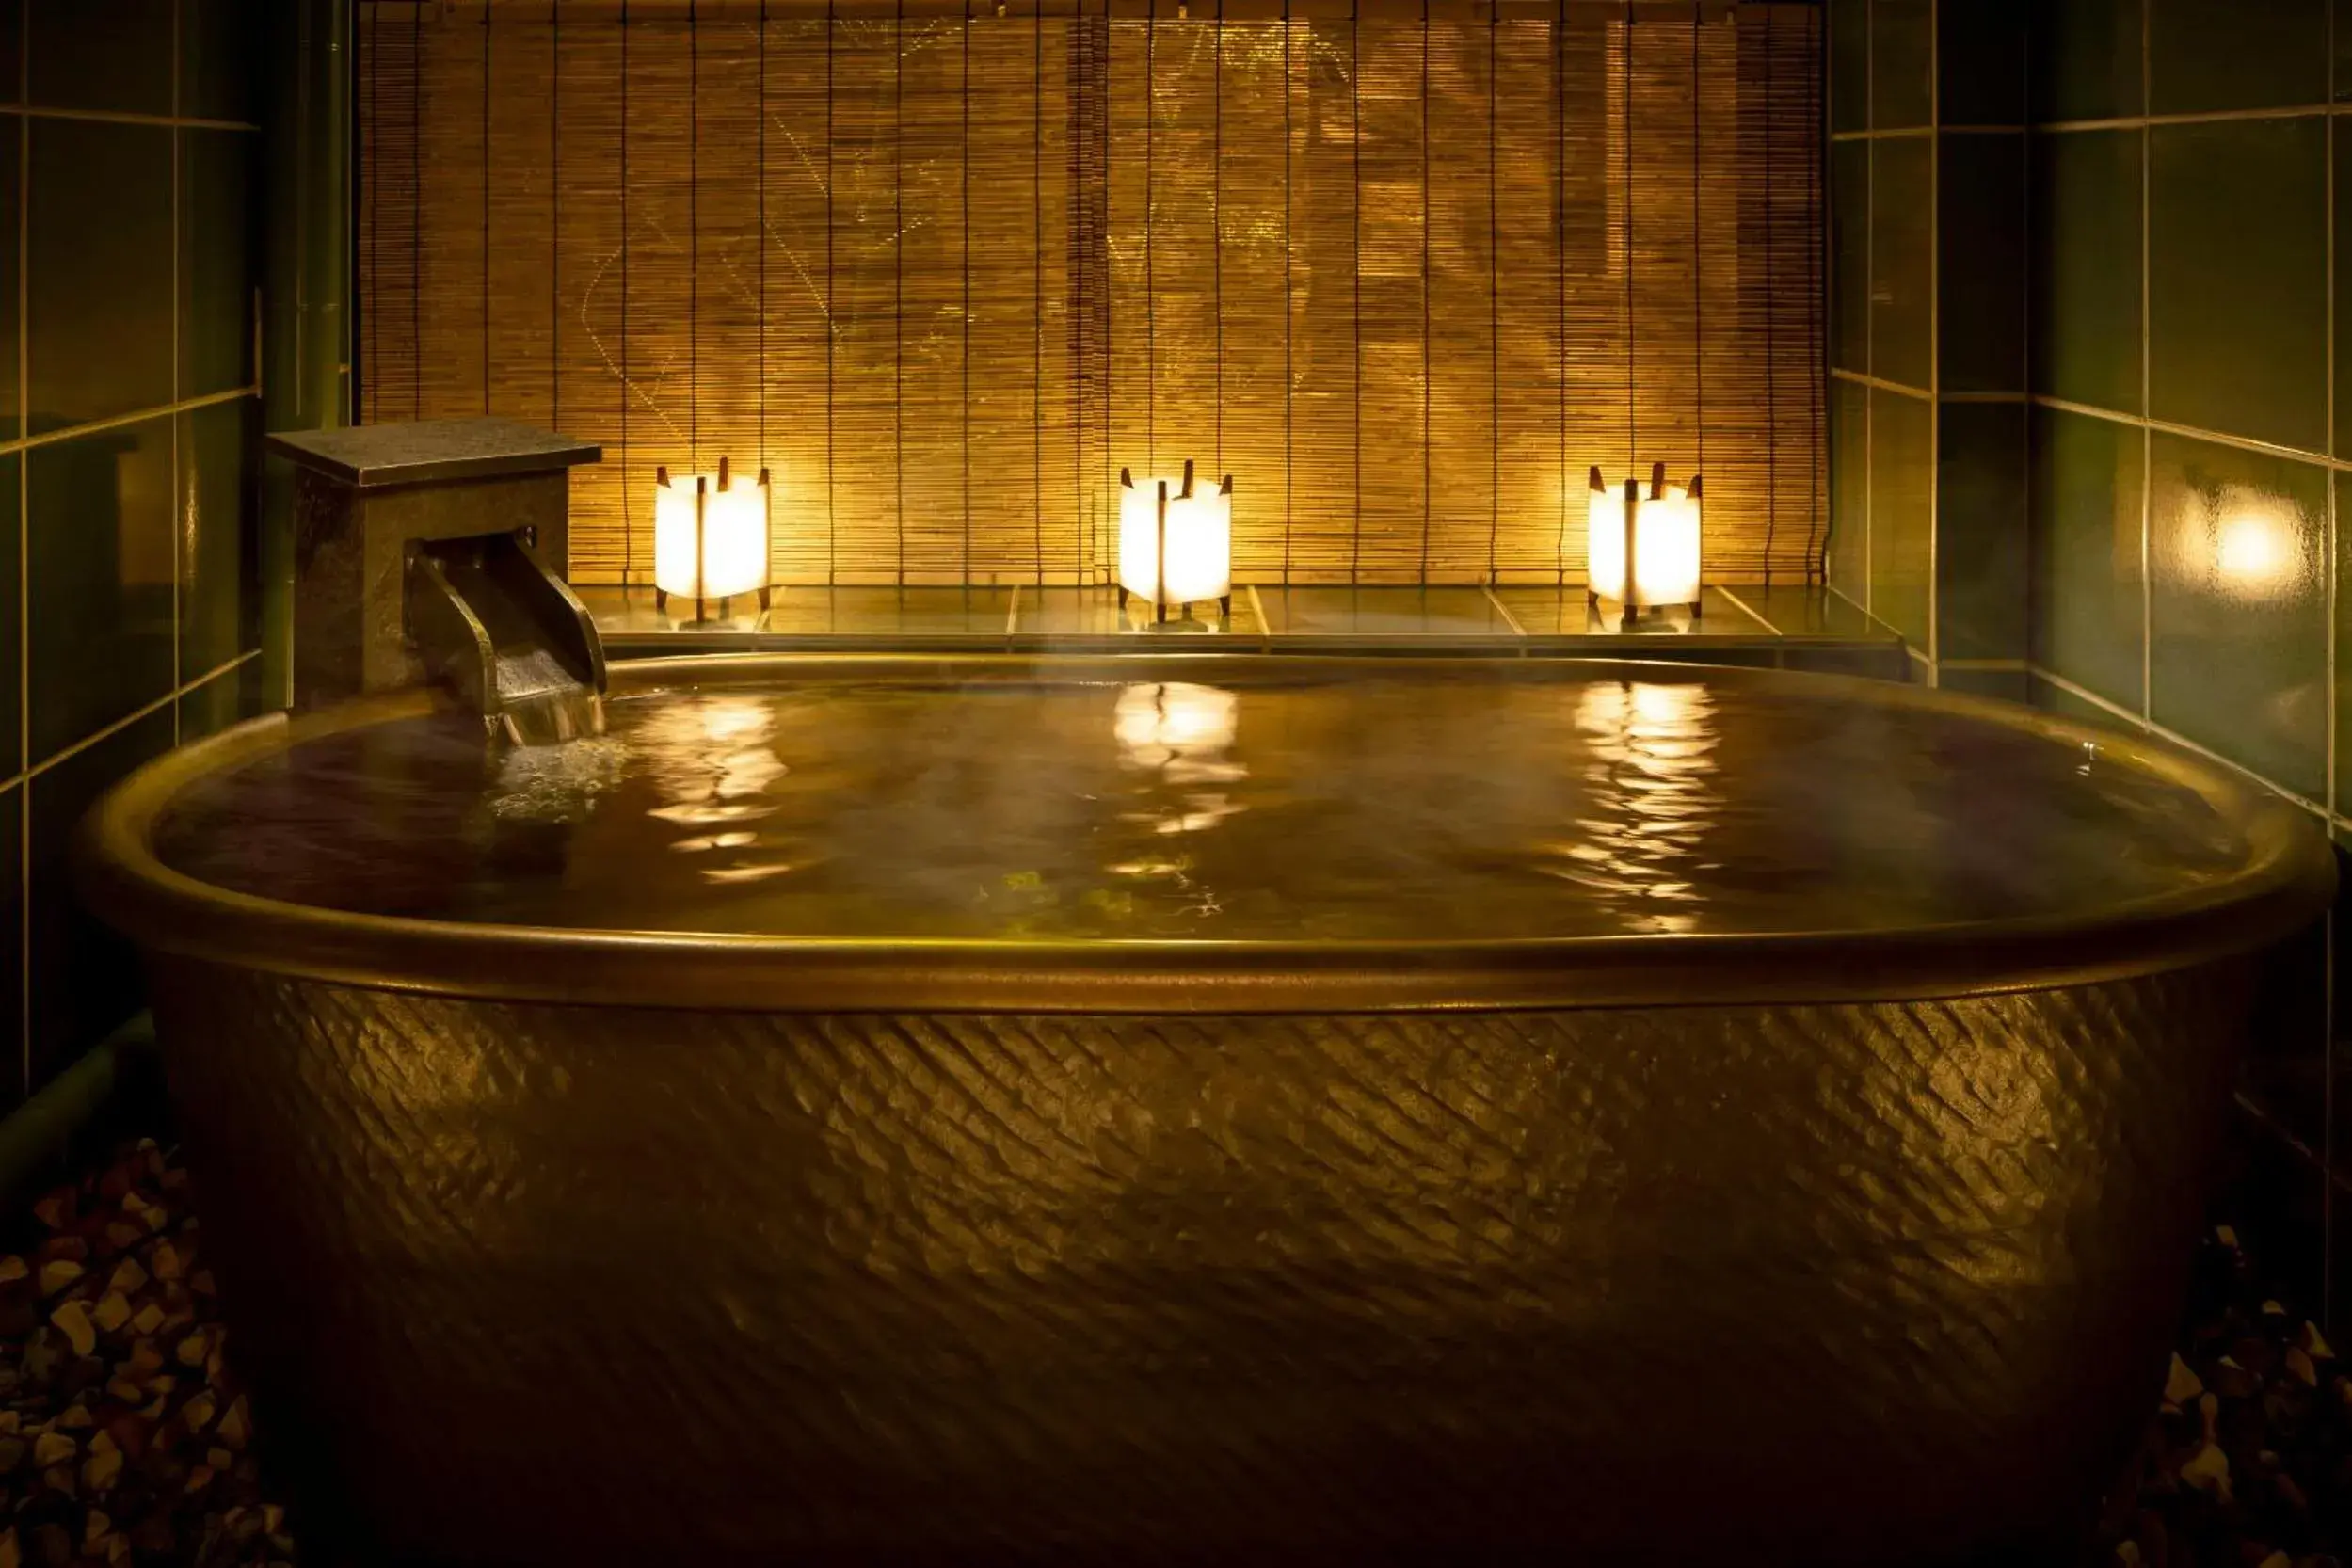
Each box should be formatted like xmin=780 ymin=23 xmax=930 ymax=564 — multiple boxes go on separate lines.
xmin=0 ymin=4 xmax=265 ymax=1103
xmin=2148 ymin=117 xmax=2328 ymax=456
xmin=1883 ymin=0 xmax=2352 ymax=1310
xmin=2030 ymin=0 xmax=2142 ymax=123
xmin=2029 ymin=128 xmax=2141 ymax=414
xmin=1826 ymin=0 xmax=2029 ymax=675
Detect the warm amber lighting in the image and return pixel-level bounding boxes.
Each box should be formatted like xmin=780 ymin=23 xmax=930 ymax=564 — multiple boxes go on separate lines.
xmin=1587 ymin=464 xmax=1704 ymax=621
xmin=1114 ymin=681 xmax=1240 ymax=769
xmin=2207 ymin=488 xmax=2299 ymax=597
xmin=654 ymin=459 xmax=771 ymax=609
xmin=1118 ymin=462 xmax=1233 ymax=621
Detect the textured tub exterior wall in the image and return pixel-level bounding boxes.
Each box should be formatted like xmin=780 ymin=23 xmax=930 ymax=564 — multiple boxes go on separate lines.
xmin=152 ymin=955 xmax=2247 ymax=1565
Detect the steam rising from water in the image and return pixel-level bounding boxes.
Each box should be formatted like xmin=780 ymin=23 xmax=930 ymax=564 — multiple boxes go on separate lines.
xmin=152 ymin=671 xmax=2246 ymax=943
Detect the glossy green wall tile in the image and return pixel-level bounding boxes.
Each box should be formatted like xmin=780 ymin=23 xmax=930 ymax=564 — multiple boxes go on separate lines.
xmin=2147 ymin=432 xmax=2328 ymax=799
xmin=2028 ymin=406 xmax=2144 ymax=712
xmin=177 ymin=660 xmax=258 ymax=744
xmin=26 ymin=418 xmax=174 ymax=764
xmin=2030 ymin=0 xmax=2145 ymax=124
xmin=0 ymin=0 xmax=270 ymax=1107
xmin=179 ymin=399 xmax=254 ymax=680
xmin=2028 ymin=671 xmax=2140 ymax=733
xmin=1872 ymin=0 xmax=1933 ymax=130
xmin=1939 ymin=0 xmax=2025 ymax=124
xmin=2150 ymin=118 xmax=2328 ymax=456
xmin=1831 ymin=0 xmax=1869 ymax=134
xmin=0 ymin=2 xmax=22 ymax=102
xmin=1871 ymin=136 xmax=1933 ymax=391
xmin=2150 ymin=0 xmax=2327 ymax=115
xmin=0 ymin=118 xmax=20 ymax=438
xmin=1832 ymin=140 xmax=1869 ymax=376
xmin=27 ymin=120 xmax=170 ymax=435
xmin=181 ymin=0 xmax=258 ymax=124
xmin=2338 ymin=0 xmax=2352 ymax=102
xmin=26 ymin=709 xmax=169 ymax=1089
xmin=1868 ymin=387 xmax=1933 ymax=643
xmin=2030 ymin=130 xmax=2142 ymax=413
xmin=181 ymin=128 xmax=256 ymax=399
xmin=2336 ymin=472 xmax=2352 ymax=816
xmin=1936 ymin=401 xmax=2026 ymax=662
xmin=1830 ymin=377 xmax=1869 ymax=600
xmin=26 ymin=0 xmax=170 ymax=115
xmin=2335 ymin=120 xmax=2352 ymax=457
xmin=1938 ymin=133 xmax=2024 ymax=394
xmin=0 ymin=456 xmax=20 ymax=784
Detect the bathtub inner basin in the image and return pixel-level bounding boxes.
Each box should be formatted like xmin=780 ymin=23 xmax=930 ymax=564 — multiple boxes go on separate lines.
xmin=105 ymin=654 xmax=2320 ymax=1015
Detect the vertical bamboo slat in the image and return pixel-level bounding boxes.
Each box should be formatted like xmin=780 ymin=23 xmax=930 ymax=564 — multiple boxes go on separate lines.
xmin=1215 ymin=20 xmax=1288 ymax=584
xmin=1424 ymin=16 xmax=1493 ymax=584
xmin=1491 ymin=16 xmax=1561 ymax=582
xmin=1285 ymin=20 xmax=1356 ymax=584
xmin=693 ymin=7 xmax=765 ymax=556
xmin=899 ymin=17 xmax=968 ymax=584
xmin=967 ymin=15 xmax=1041 ymax=582
xmin=830 ymin=14 xmax=900 ymax=584
xmin=554 ymin=14 xmax=628 ymax=582
xmin=485 ymin=4 xmax=557 ymax=431
xmin=760 ymin=12 xmax=833 ymax=584
xmin=358 ymin=0 xmax=1826 ymax=591
xmin=1352 ymin=19 xmax=1422 ymax=584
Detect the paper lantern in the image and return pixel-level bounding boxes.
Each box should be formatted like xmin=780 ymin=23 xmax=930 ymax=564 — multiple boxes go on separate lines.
xmin=653 ymin=457 xmax=772 ymax=619
xmin=1588 ymin=462 xmax=1703 ymax=629
xmin=1118 ymin=461 xmax=1233 ymax=625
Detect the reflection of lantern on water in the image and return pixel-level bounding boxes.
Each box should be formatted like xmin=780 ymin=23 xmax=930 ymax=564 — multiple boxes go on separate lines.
xmin=1112 ymin=682 xmax=1247 ymax=837
xmin=639 ymin=694 xmax=793 ymax=882
xmin=1549 ymin=679 xmax=1719 ymax=934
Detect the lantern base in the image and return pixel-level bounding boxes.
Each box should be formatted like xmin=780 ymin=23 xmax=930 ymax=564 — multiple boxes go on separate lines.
xmin=1588 ymin=590 xmax=1704 ymax=632
xmin=1119 ymin=592 xmax=1235 ymax=629
xmin=653 ymin=584 xmax=775 ymax=624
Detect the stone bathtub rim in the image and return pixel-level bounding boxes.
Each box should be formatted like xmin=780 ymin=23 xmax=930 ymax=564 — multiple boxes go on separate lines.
xmin=72 ymin=652 xmax=2339 ymax=1016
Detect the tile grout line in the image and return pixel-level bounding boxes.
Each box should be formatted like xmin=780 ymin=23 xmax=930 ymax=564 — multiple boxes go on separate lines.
xmin=14 ymin=0 xmax=24 ymax=1102
xmin=1863 ymin=0 xmax=1873 ymax=624
xmin=1829 ymin=366 xmax=1931 ymax=397
xmin=2029 ymin=392 xmax=2352 ymax=472
xmin=0 ymin=105 xmax=260 ymax=135
xmin=1712 ymin=583 xmax=1782 ymax=634
xmin=0 ymin=386 xmax=259 ymax=461
xmin=2326 ymin=0 xmax=2340 ymax=1321
xmin=0 ymin=651 xmax=261 ymax=802
xmin=2028 ymin=663 xmax=2337 ymax=824
xmin=1478 ymin=581 xmax=1525 ymax=637
xmin=2137 ymin=0 xmax=2152 ymax=737
xmin=1830 ymin=124 xmax=2018 ymax=141
xmin=1926 ymin=0 xmax=1938 ymax=680
xmin=2033 ymin=104 xmax=2341 ymax=135
xmin=171 ymin=0 xmax=183 ymax=748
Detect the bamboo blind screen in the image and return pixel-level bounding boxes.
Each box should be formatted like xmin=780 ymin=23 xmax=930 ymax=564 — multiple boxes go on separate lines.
xmin=358 ymin=0 xmax=1825 ymax=587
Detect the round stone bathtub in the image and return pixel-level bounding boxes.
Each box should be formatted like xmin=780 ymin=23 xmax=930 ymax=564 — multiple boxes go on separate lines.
xmin=75 ymin=655 xmax=2333 ymax=1566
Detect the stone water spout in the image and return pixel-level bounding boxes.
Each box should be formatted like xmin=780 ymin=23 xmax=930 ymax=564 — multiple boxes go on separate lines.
xmin=268 ymin=418 xmax=608 ymax=744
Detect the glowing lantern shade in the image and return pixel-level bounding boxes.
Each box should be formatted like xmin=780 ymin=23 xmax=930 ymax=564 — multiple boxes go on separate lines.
xmin=1587 ymin=462 xmax=1704 ymax=629
xmin=1117 ymin=461 xmax=1233 ymax=624
xmin=653 ymin=457 xmax=773 ymax=618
